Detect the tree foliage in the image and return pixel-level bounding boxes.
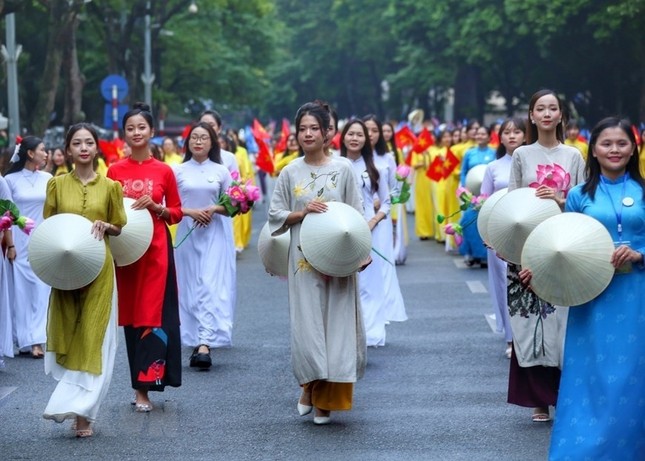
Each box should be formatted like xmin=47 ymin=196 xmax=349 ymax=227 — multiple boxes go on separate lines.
xmin=0 ymin=0 xmax=642 ymax=137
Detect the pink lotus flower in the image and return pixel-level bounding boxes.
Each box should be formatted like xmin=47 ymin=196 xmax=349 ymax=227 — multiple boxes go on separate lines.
xmin=454 ymin=234 xmax=463 ymax=245
xmin=227 ymin=185 xmax=246 ymax=203
xmin=470 ymin=194 xmax=488 ymax=210
xmin=18 ymin=217 xmax=35 ymax=235
xmin=0 ymin=213 xmax=12 ymax=231
xmin=395 ymin=164 xmax=411 ymax=180
xmin=529 ymin=163 xmax=571 ymax=193
xmin=444 ymin=223 xmax=462 ymax=235
xmin=230 ymin=171 xmax=240 ymax=181
xmin=0 ymin=199 xmax=34 ymax=234
xmin=456 ymin=185 xmax=469 ymax=197
xmin=239 ymin=201 xmax=250 ymax=214
xmin=245 ymin=184 xmax=261 ymax=202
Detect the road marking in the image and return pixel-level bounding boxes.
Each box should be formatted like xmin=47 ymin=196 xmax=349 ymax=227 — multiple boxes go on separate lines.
xmin=0 ymin=386 xmax=17 ymax=402
xmin=466 ymin=280 xmax=487 ymax=293
xmin=453 ymin=258 xmax=466 ymax=269
xmin=485 ymin=313 xmax=498 ymax=333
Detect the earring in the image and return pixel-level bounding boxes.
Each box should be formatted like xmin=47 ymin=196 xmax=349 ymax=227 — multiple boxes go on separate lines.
xmin=531 ymin=119 xmax=535 ymax=124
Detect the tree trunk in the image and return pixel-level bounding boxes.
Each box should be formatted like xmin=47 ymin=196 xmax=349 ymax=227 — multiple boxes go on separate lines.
xmin=31 ymin=1 xmax=79 ymax=136
xmin=453 ymin=64 xmax=483 ymax=122
xmin=62 ymin=16 xmax=85 ymax=128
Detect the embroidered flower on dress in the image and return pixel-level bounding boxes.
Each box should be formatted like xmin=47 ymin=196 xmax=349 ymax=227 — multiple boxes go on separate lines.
xmin=295 ymin=258 xmax=312 ymax=274
xmin=293 ymin=182 xmax=306 ymax=198
xmin=529 ymin=164 xmax=571 ymax=194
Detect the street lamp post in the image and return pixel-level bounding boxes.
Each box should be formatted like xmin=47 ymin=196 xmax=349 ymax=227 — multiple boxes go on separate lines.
xmin=141 ymin=1 xmax=155 ymax=108
xmin=1 ymin=13 xmax=22 ymax=142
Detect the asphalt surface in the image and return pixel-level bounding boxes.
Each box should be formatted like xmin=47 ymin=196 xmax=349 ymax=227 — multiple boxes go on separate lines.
xmin=0 ymin=203 xmax=551 ymax=461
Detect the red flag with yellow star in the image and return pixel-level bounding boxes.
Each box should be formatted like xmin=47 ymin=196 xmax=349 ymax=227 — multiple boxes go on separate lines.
xmin=255 ymin=136 xmax=275 ymax=174
xmin=442 ymin=148 xmax=460 ymax=177
xmin=252 ymin=118 xmax=271 ymax=141
xmin=412 ymin=127 xmax=434 ymax=153
xmin=395 ymin=126 xmax=417 ymax=149
xmin=426 ymin=156 xmax=445 ymax=181
xmin=274 ymin=118 xmax=291 ymax=153
xmin=632 ymin=125 xmax=641 ymax=146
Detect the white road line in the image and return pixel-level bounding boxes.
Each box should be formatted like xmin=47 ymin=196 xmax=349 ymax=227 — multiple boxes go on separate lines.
xmin=0 ymin=386 xmax=17 ymax=402
xmin=485 ymin=313 xmax=499 ymax=333
xmin=453 ymin=258 xmax=467 ymax=269
xmin=466 ymin=280 xmax=488 ymax=293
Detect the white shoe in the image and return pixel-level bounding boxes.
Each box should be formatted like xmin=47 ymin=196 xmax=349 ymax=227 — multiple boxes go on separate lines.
xmin=313 ymin=415 xmax=331 ymax=425
xmin=313 ymin=409 xmax=331 ymax=425
xmin=297 ymin=402 xmax=312 ymax=416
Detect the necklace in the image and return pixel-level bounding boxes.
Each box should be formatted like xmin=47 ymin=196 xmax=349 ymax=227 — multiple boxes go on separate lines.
xmin=21 ymin=169 xmax=39 ymax=187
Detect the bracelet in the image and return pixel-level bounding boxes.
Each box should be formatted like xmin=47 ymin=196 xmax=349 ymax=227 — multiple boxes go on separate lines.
xmin=7 ymin=245 xmax=14 ymax=249
xmin=156 ymin=206 xmax=166 ymax=218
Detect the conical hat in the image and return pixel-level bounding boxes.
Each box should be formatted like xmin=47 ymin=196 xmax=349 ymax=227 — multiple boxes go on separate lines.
xmin=408 ymin=109 xmax=425 ymax=126
xmin=28 ymin=213 xmax=106 ymax=290
xmin=521 ymin=213 xmax=614 ymax=306
xmin=465 ymin=164 xmax=488 ymax=196
xmin=487 ymin=187 xmax=561 ymax=264
xmin=299 ymin=201 xmax=372 ymax=277
xmin=257 ymin=222 xmax=290 ymax=277
xmin=477 ymin=187 xmax=507 ymax=244
xmin=110 ymin=198 xmax=153 ymax=267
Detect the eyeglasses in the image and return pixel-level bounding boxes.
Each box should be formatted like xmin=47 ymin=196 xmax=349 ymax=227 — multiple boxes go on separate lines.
xmin=190 ymin=135 xmax=210 ymax=143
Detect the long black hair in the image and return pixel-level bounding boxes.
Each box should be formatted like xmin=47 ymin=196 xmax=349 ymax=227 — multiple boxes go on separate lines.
xmin=495 ymin=117 xmax=527 ymax=159
xmin=383 ymin=121 xmax=403 ymax=165
xmin=340 ymin=119 xmax=380 ymax=193
xmin=527 ymin=89 xmax=565 ymax=144
xmin=294 ymin=101 xmax=331 ymax=157
xmin=6 ymin=135 xmax=43 ymax=175
xmin=183 ymin=122 xmax=222 ymax=164
xmin=362 ymin=114 xmax=388 ymax=156
xmin=199 ymin=109 xmax=223 ymax=131
xmin=581 ymin=117 xmax=645 ymax=200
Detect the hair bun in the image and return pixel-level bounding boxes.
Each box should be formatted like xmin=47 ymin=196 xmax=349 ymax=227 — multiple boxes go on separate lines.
xmin=133 ymin=102 xmax=151 ymax=112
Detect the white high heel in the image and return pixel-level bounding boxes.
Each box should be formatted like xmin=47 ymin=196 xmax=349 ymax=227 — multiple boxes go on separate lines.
xmin=297 ymin=402 xmax=313 ymax=416
xmin=313 ymin=409 xmax=331 ymax=425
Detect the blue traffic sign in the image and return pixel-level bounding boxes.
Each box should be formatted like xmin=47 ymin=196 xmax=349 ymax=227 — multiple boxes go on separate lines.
xmin=103 ymin=103 xmax=129 ymax=130
xmin=100 ymin=75 xmax=129 ymax=102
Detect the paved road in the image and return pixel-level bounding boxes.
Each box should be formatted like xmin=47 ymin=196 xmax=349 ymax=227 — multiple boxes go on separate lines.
xmin=0 ymin=203 xmax=551 ymax=460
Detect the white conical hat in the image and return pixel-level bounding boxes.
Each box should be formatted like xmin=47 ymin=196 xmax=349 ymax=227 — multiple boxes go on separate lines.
xmin=299 ymin=201 xmax=372 ymax=277
xmin=521 ymin=213 xmax=615 ymax=306
xmin=476 ymin=187 xmax=507 ymax=245
xmin=257 ymin=222 xmax=290 ymax=277
xmin=487 ymin=187 xmax=561 ymax=264
xmin=110 ymin=198 xmax=153 ymax=267
xmin=465 ymin=164 xmax=488 ymax=196
xmin=408 ymin=109 xmax=425 ymax=126
xmin=28 ymin=213 xmax=106 ymax=290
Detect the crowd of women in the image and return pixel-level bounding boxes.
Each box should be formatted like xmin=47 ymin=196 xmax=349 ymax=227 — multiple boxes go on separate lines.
xmin=398 ymin=90 xmax=643 ymax=460
xmin=0 ymin=91 xmax=642 ymax=459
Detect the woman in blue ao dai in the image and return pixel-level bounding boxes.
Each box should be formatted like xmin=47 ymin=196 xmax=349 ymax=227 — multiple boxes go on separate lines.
xmin=459 ymin=126 xmax=495 ymax=267
xmin=341 ymin=119 xmax=389 ymax=347
xmin=548 ymin=118 xmax=645 ymax=460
